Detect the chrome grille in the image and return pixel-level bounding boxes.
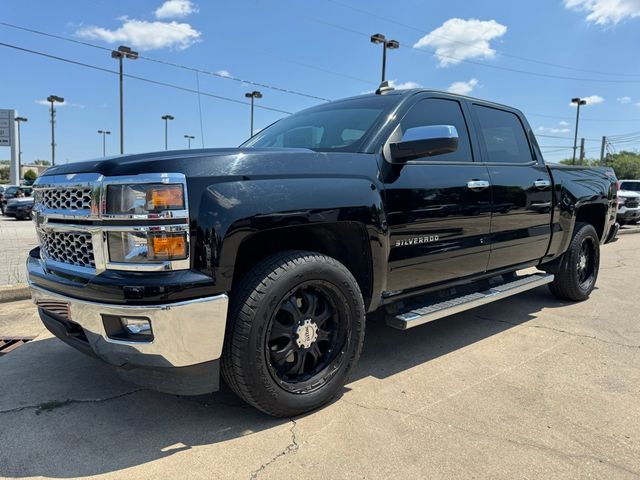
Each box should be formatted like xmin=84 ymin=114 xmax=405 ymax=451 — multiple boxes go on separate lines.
xmin=35 ymin=188 xmax=92 ymax=211
xmin=626 ymin=199 xmax=639 ymax=208
xmin=39 ymin=230 xmax=96 ymax=269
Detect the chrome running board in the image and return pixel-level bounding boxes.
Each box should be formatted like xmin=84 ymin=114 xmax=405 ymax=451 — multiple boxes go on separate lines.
xmin=387 ymin=273 xmax=554 ymax=330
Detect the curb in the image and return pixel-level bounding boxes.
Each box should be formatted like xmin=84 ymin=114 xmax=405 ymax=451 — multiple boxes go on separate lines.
xmin=618 ymin=227 xmax=640 ymax=236
xmin=0 ymin=284 xmax=31 ymax=304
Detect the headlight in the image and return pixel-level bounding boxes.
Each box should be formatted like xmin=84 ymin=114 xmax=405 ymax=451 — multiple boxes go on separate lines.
xmin=107 ymin=230 xmax=188 ymax=263
xmin=106 ymin=184 xmax=185 ymax=215
xmin=617 ymin=196 xmax=626 ymax=205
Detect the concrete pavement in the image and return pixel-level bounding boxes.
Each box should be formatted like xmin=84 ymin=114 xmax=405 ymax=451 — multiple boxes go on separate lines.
xmin=0 ymin=215 xmax=37 ymax=286
xmin=0 ymin=235 xmax=639 ymax=479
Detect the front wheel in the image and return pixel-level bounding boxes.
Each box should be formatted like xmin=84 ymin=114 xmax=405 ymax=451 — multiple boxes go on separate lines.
xmin=548 ymin=222 xmax=600 ymax=301
xmin=221 ymin=251 xmax=365 ymax=417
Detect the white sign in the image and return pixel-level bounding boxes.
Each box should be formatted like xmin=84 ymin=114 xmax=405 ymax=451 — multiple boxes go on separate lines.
xmin=0 ymin=110 xmax=11 ymax=147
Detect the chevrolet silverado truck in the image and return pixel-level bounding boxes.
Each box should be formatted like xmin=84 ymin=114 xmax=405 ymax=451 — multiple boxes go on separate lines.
xmin=28 ymin=87 xmax=618 ymax=417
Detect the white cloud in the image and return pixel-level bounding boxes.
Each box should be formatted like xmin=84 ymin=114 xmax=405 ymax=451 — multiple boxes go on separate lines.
xmin=568 ymin=95 xmax=604 ymax=106
xmin=564 ymin=0 xmax=640 ymax=25
xmin=447 ymin=78 xmax=479 ymax=95
xmin=216 ymin=69 xmax=232 ymax=78
xmin=617 ymin=96 xmax=632 ymax=103
xmin=388 ymin=80 xmax=422 ymax=89
xmin=559 ymin=120 xmax=570 ymax=126
xmin=155 ymin=0 xmax=198 ymax=19
xmin=76 ymin=17 xmax=201 ymax=51
xmin=35 ymin=99 xmax=85 ymax=109
xmin=537 ymin=126 xmax=571 ymax=134
xmin=413 ymin=18 xmax=507 ymax=67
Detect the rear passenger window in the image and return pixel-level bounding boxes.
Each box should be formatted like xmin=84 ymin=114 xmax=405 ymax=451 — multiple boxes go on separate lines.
xmin=400 ymin=98 xmax=473 ymax=162
xmin=473 ymin=105 xmax=533 ymax=163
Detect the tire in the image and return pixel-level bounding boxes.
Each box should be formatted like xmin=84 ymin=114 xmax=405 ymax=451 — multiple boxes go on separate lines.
xmin=548 ymin=222 xmax=600 ymax=301
xmin=221 ymin=250 xmax=365 ymax=417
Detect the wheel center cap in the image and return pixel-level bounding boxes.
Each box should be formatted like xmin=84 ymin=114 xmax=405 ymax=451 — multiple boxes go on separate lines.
xmin=296 ymin=319 xmax=319 ymax=349
xmin=578 ymin=255 xmax=587 ymax=270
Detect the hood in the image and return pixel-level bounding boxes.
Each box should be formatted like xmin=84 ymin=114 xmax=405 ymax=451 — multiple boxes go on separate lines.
xmin=618 ymin=189 xmax=640 ymax=198
xmin=38 ymin=148 xmax=339 ymax=179
xmin=7 ymin=196 xmax=34 ymax=206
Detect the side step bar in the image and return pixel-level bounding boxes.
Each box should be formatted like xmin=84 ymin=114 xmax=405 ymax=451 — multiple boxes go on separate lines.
xmin=387 ymin=273 xmax=554 ymax=330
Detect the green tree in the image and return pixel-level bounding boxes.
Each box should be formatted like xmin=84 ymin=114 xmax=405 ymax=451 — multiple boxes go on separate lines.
xmin=33 ymin=159 xmax=51 ymax=166
xmin=23 ymin=169 xmax=37 ymax=184
xmin=606 ymin=151 xmax=640 ymax=180
xmin=0 ymin=165 xmax=9 ymax=182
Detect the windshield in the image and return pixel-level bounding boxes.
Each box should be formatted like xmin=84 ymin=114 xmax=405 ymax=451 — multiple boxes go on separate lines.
xmin=5 ymin=187 xmax=17 ymax=195
xmin=242 ymin=96 xmax=399 ymax=152
xmin=620 ymin=181 xmax=640 ymax=192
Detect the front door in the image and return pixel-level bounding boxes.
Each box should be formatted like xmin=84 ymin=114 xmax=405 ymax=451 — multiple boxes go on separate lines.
xmin=383 ymin=96 xmax=492 ymax=293
xmin=470 ymin=104 xmax=553 ymax=270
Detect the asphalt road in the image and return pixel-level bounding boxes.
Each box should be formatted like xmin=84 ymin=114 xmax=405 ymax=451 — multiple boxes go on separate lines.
xmin=0 ymin=215 xmax=37 ymax=285
xmin=0 ymin=234 xmax=639 ymax=479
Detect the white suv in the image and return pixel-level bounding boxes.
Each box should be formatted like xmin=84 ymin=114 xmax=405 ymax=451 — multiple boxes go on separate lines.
xmin=617 ymin=180 xmax=640 ymax=225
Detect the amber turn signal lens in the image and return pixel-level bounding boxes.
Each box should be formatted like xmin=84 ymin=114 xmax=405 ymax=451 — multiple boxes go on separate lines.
xmin=146 ymin=185 xmax=184 ymax=211
xmin=149 ymin=233 xmax=187 ymax=260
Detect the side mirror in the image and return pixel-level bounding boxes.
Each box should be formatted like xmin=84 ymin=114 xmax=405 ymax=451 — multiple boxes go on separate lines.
xmin=389 ymin=125 xmax=459 ymax=163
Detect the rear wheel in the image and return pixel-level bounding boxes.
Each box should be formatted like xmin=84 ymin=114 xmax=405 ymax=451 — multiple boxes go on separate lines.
xmin=548 ymin=222 xmax=600 ymax=301
xmin=221 ymin=250 xmax=365 ymax=417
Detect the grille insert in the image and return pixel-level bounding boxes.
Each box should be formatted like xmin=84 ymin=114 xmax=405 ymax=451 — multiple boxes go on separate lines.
xmin=39 ymin=230 xmax=96 ymax=269
xmin=35 ymin=188 xmax=92 ymax=211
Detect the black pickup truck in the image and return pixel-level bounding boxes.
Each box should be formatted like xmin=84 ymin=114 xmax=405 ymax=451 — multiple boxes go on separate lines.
xmin=28 ymin=87 xmax=618 ymax=416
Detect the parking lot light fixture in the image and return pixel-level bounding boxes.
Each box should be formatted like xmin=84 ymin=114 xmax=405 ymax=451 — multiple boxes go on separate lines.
xmin=370 ymin=33 xmax=400 ymax=83
xmin=184 ymin=134 xmax=195 ymax=149
xmin=111 ymin=45 xmax=139 ymax=154
xmin=571 ymin=97 xmax=587 ymax=165
xmin=161 ymin=114 xmax=175 ymax=150
xmin=97 ymin=130 xmax=111 ymax=157
xmin=244 ymin=91 xmax=262 ymax=137
xmin=46 ymin=95 xmax=64 ymax=166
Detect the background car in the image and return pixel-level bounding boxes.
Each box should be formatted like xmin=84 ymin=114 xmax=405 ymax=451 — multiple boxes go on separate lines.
xmin=1 ymin=186 xmax=33 ymax=215
xmin=4 ymin=196 xmax=34 ymax=220
xmin=617 ymin=180 xmax=640 ymax=225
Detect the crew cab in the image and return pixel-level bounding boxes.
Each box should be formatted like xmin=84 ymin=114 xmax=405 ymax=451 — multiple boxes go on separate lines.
xmin=27 ymin=87 xmax=618 ymax=416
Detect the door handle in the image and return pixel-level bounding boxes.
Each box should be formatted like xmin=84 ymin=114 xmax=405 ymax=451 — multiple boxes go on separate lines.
xmin=533 ymin=179 xmax=552 ymax=189
xmin=467 ymin=180 xmax=490 ymax=191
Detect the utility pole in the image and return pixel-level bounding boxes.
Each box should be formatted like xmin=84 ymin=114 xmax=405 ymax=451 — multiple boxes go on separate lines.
xmin=98 ymin=130 xmax=111 ymax=157
xmin=600 ymin=136 xmax=607 ymax=165
xmin=47 ymin=95 xmax=64 ymax=166
xmin=161 ymin=114 xmax=174 ymax=150
xmin=111 ymin=45 xmax=138 ymax=155
xmin=571 ymin=97 xmax=587 ymax=165
xmin=14 ymin=116 xmax=27 ymax=179
xmin=184 ymin=134 xmax=195 ymax=149
xmin=370 ymin=33 xmax=400 ymax=83
xmin=244 ymin=91 xmax=262 ymax=137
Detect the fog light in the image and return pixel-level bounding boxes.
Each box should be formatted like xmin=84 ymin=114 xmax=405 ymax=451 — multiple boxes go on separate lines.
xmin=121 ymin=317 xmax=152 ymax=336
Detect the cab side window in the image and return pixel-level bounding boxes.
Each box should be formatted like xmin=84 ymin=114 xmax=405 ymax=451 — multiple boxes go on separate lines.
xmin=473 ymin=105 xmax=533 ymax=164
xmin=400 ymin=98 xmax=473 ymax=162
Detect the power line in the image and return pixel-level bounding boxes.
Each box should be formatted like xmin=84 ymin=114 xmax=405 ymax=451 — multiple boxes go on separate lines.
xmin=0 ymin=21 xmax=331 ymax=102
xmin=324 ymin=0 xmax=640 ymax=79
xmin=276 ymin=5 xmax=640 ymax=85
xmin=0 ymin=41 xmax=293 ymax=115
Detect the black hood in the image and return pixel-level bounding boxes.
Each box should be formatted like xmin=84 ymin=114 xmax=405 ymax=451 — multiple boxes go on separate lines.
xmin=39 ymin=148 xmax=333 ymax=178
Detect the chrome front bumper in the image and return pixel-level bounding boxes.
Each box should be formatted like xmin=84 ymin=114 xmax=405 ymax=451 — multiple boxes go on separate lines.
xmin=30 ymin=284 xmax=228 ymax=370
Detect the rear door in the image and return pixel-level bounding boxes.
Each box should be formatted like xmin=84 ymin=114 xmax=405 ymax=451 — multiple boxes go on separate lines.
xmin=470 ymin=104 xmax=553 ymax=270
xmin=383 ymin=96 xmax=492 ymax=292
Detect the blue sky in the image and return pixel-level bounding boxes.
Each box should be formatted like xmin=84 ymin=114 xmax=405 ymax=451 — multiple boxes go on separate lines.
xmin=1 ymin=0 xmax=640 ymax=164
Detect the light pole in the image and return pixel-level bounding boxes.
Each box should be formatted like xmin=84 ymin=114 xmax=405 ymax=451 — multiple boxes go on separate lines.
xmin=47 ymin=95 xmax=64 ymax=166
xmin=571 ymin=97 xmax=587 ymax=165
xmin=97 ymin=130 xmax=111 ymax=157
xmin=245 ymin=91 xmax=262 ymax=137
xmin=161 ymin=114 xmax=174 ymax=150
xmin=370 ymin=33 xmax=399 ymax=83
xmin=111 ymin=45 xmax=138 ymax=155
xmin=14 ymin=116 xmax=27 ymax=179
xmin=184 ymin=134 xmax=195 ymax=149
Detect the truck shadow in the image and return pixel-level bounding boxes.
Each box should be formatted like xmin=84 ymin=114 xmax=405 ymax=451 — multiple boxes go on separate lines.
xmin=0 ymin=286 xmax=567 ymax=478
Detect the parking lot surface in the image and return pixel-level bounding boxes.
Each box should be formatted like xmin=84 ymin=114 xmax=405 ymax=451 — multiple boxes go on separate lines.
xmin=1 ymin=235 xmax=639 ymax=479
xmin=0 ymin=215 xmax=38 ymax=285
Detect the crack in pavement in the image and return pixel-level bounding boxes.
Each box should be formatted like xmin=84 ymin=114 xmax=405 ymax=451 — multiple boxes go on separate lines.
xmin=250 ymin=418 xmax=299 ymax=479
xmin=0 ymin=389 xmax=145 ymax=415
xmin=343 ymin=399 xmax=640 ymax=477
xmin=474 ymin=315 xmax=640 ymax=349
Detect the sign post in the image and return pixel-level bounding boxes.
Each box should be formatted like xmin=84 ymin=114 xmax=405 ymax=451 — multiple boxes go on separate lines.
xmin=0 ymin=109 xmax=19 ymax=185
